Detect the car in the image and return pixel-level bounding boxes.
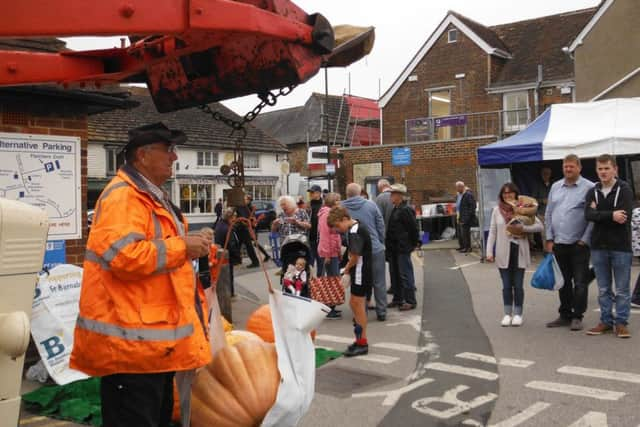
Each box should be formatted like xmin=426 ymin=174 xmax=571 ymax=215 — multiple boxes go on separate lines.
xmin=252 ymin=200 xmax=276 ymax=230
xmin=87 ymin=209 xmax=95 ymax=230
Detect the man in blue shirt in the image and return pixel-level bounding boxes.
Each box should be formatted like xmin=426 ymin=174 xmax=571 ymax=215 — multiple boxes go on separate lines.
xmin=545 ymin=154 xmax=594 ymax=331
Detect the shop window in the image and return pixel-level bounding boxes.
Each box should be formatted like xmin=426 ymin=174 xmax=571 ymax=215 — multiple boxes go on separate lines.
xmin=179 ymin=183 xmax=214 ymax=214
xmin=246 ymin=185 xmax=273 ymax=200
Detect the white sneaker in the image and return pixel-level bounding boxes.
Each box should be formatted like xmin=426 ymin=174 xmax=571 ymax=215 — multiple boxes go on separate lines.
xmin=511 ymin=315 xmax=523 ymax=327
xmin=501 ymin=315 xmax=512 ymax=327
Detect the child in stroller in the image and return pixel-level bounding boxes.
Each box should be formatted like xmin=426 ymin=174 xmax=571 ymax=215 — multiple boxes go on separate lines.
xmin=280 ymin=233 xmax=312 ymax=297
xmin=283 ymin=257 xmax=308 ymax=296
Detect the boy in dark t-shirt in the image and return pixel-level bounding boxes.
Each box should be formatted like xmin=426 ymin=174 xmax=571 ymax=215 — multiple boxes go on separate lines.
xmin=328 ymin=206 xmax=372 ymax=357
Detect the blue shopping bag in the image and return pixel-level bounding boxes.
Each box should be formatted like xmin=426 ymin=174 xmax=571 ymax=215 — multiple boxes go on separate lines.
xmin=531 ymin=254 xmax=564 ymax=290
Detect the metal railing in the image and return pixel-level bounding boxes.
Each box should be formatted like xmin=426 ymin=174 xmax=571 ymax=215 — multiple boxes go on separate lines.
xmin=404 ymin=108 xmax=531 ymax=143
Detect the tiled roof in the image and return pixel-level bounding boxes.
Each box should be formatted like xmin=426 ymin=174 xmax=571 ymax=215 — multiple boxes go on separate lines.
xmin=89 ymin=87 xmax=287 ymax=153
xmin=490 ymin=8 xmax=597 ymax=85
xmin=252 ymin=93 xmax=351 ymax=146
xmin=450 ymin=12 xmax=510 ymax=54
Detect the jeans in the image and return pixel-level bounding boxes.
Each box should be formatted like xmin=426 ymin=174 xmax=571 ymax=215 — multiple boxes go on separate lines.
xmin=317 ymin=256 xmax=340 ymax=277
xmin=553 ymin=243 xmax=591 ymax=320
xmin=498 ymin=242 xmax=524 ymax=315
xmin=371 ymin=251 xmax=387 ymax=315
xmin=389 ymin=251 xmax=416 ymax=305
xmin=591 ymin=249 xmax=632 ymax=326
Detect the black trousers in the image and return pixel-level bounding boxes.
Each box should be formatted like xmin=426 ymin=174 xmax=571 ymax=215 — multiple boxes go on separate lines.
xmin=101 ymin=372 xmax=175 ymax=427
xmin=457 ymin=222 xmax=471 ymax=250
xmin=235 ymin=225 xmax=259 ymax=264
xmin=553 ymin=243 xmax=591 ymax=320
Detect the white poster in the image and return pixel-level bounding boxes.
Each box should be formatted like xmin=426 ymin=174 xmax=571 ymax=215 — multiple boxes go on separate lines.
xmin=0 ymin=132 xmax=81 ymax=239
xmin=31 ymin=264 xmax=88 ymax=385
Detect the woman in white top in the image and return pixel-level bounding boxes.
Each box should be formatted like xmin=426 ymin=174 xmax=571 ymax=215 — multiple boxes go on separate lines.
xmin=486 ymin=182 xmax=542 ymax=327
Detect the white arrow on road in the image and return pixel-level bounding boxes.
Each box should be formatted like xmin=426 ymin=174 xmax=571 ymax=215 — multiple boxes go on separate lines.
xmin=352 ymin=378 xmax=435 ymax=406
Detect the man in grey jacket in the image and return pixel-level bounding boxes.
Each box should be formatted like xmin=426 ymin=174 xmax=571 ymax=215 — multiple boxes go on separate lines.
xmin=342 ymin=182 xmax=387 ymax=321
xmin=375 ymin=179 xmax=394 ymax=227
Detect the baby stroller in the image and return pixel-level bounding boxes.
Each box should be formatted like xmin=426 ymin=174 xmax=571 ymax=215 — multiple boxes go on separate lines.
xmin=279 ymin=233 xmax=312 ymax=297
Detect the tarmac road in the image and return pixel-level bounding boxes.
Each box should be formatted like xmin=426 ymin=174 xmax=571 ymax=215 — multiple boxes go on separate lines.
xmin=19 ymin=242 xmax=640 ymax=426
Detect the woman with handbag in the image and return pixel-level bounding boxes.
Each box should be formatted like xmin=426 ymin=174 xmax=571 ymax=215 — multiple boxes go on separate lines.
xmin=317 ymin=192 xmax=343 ymax=319
xmin=486 ymin=183 xmax=542 ymax=327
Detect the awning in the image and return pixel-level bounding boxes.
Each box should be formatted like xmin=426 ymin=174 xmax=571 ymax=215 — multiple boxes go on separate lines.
xmin=478 ymin=98 xmax=640 ymax=166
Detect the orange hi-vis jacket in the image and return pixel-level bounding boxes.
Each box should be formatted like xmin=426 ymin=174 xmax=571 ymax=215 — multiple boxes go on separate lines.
xmin=70 ymin=165 xmax=211 ymax=376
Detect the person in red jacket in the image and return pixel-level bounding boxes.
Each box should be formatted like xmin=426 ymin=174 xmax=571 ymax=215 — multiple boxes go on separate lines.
xmin=71 ymin=123 xmax=212 ymax=427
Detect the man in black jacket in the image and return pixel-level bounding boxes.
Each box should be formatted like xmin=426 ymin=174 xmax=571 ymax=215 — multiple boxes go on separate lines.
xmin=307 ymin=185 xmax=323 ymax=268
xmin=585 ymin=154 xmax=633 ymax=338
xmin=456 ymin=181 xmax=477 ymax=253
xmin=386 ymin=184 xmax=420 ymax=311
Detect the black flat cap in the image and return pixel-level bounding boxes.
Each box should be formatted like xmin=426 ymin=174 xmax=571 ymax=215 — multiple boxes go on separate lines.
xmin=124 ymin=122 xmax=187 ymax=153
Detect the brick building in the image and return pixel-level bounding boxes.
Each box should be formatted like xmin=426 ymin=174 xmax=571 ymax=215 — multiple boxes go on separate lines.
xmin=341 ymin=7 xmax=596 ymax=205
xmin=0 ymin=39 xmax=135 ymax=265
xmin=569 ymin=0 xmax=640 ymax=101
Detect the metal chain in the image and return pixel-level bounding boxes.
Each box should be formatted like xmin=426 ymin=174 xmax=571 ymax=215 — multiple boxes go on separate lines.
xmin=198 ymin=84 xmax=297 ymax=136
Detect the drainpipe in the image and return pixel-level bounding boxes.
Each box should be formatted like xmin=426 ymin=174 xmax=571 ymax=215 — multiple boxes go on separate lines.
xmin=534 ymin=64 xmax=543 ymax=118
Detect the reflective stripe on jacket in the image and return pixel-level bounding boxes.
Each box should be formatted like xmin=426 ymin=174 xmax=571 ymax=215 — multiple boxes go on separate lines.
xmin=70 ymin=166 xmax=211 ymax=376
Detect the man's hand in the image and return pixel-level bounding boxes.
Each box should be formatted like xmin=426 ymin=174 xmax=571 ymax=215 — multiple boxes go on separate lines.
xmin=486 ymin=255 xmax=494 ymax=263
xmin=545 ymin=240 xmax=554 ymax=253
xmin=613 ymin=210 xmax=627 ymax=224
xmin=184 ymin=235 xmax=211 ymax=259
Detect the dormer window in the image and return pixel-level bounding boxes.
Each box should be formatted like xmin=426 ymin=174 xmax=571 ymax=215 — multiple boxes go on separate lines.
xmin=448 ymin=29 xmax=458 ymax=43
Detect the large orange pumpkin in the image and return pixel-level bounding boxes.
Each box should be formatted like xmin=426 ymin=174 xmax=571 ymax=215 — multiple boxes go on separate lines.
xmin=246 ymin=304 xmax=316 ymax=342
xmin=190 ymin=340 xmax=280 ymax=427
xmin=246 ymin=305 xmax=274 ymax=342
xmin=225 ymin=330 xmax=263 ymax=347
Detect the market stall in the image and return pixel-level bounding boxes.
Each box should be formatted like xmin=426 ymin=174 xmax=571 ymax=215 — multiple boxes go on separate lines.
xmin=476 ymin=98 xmax=640 ymax=256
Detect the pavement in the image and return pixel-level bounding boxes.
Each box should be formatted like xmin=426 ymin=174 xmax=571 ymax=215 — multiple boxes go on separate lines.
xmin=18 ymin=238 xmax=640 ymax=427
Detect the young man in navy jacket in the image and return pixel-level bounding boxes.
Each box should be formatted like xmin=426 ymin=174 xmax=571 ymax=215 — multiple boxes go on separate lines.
xmin=585 ymin=154 xmax=633 ymax=338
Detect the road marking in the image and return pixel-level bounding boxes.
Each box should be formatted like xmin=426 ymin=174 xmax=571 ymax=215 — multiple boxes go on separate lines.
xmin=317 ymin=335 xmax=432 ymax=354
xmin=486 ymin=402 xmax=551 ymax=427
xmin=426 ymin=362 xmax=498 ymax=380
xmin=456 ymin=352 xmax=534 ymax=368
xmin=525 ymin=381 xmax=625 ymax=401
xmin=317 ymin=345 xmax=399 ymax=364
xmin=412 ymin=385 xmax=497 ymax=419
xmin=567 ymin=411 xmax=608 ymax=427
xmin=374 ymin=342 xmax=431 ymax=354
xmin=352 ymin=378 xmax=435 ymax=406
xmin=449 ymin=261 xmax=481 ymax=270
xmin=316 ymin=334 xmax=353 ymax=344
xmin=358 ymin=354 xmax=400 ymax=364
xmin=558 ymin=365 xmax=640 ymax=384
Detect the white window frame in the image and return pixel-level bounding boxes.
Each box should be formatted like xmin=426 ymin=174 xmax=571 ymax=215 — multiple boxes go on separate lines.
xmin=448 ymin=29 xmax=458 ymax=43
xmin=503 ymin=91 xmax=530 ymax=132
xmin=179 ymin=182 xmax=214 ymax=214
xmin=105 ymin=147 xmax=118 ymax=175
xmin=244 ymin=152 xmax=260 ymax=169
xmin=246 ymin=185 xmax=274 ymax=200
xmin=197 ymin=150 xmax=218 ymax=167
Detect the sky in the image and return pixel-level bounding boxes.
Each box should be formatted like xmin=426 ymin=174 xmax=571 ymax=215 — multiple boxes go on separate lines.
xmin=63 ymin=0 xmax=600 ymax=116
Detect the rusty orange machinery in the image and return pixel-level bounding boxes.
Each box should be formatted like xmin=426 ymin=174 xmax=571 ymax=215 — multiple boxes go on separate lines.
xmin=0 ymin=0 xmax=337 ymax=112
